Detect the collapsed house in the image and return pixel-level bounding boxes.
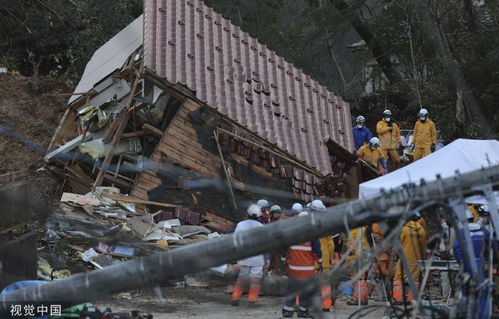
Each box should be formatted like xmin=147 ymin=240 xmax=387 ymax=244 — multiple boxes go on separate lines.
xmin=46 ymin=0 xmax=357 ymax=226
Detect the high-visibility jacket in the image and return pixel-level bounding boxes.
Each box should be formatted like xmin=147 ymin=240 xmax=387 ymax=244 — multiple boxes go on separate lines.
xmin=413 ymin=119 xmax=436 ymax=148
xmin=317 ymin=236 xmax=335 ymax=272
xmin=376 ymin=120 xmax=401 ymax=150
xmin=285 ymin=240 xmax=322 ymax=279
xmin=400 ymin=220 xmax=426 ymax=264
xmin=357 ymin=145 xmax=385 ymax=168
xmin=346 ymin=227 xmax=368 ymax=259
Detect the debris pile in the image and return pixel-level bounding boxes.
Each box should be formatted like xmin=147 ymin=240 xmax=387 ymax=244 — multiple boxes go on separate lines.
xmin=37 ymin=187 xmax=231 ymax=277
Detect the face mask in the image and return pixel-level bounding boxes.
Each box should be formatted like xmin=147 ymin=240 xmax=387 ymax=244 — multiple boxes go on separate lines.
xmin=385 ymin=117 xmax=391 ymax=122
xmin=419 ymin=116 xmax=426 ymax=121
xmin=370 ymin=144 xmax=377 ymax=150
xmin=356 ymin=124 xmax=364 ymax=129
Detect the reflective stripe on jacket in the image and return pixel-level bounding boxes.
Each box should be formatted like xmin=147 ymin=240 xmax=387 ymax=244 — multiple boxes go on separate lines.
xmin=286 ymin=241 xmax=322 ymax=279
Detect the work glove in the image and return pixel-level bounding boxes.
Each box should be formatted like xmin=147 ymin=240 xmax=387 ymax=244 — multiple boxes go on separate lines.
xmin=431 ymin=143 xmax=436 ymax=152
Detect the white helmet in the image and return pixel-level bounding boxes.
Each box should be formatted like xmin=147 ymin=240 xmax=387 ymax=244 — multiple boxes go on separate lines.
xmin=383 ymin=109 xmax=392 ymax=117
xmin=256 ymin=199 xmax=270 ymax=208
xmin=270 ymin=205 xmax=281 ymax=213
xmin=356 ymin=115 xmax=365 ymax=123
xmin=466 ymin=209 xmax=474 ymax=220
xmin=299 ymin=211 xmax=309 ymax=217
xmin=418 ymin=108 xmax=428 ymax=116
xmin=369 ymin=137 xmax=380 ymax=146
xmin=247 ymin=204 xmax=262 ymax=217
xmin=310 ymin=199 xmax=326 ymax=211
xmin=291 ymin=203 xmax=303 ymax=213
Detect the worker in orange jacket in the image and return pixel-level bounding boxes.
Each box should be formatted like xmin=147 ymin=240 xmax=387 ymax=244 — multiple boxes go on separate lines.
xmin=346 ymin=226 xmax=370 ymax=305
xmin=411 ymin=108 xmax=437 ymax=161
xmin=376 ymin=110 xmax=401 ymax=169
xmin=392 ymin=213 xmax=427 ymax=304
xmin=357 ymin=137 xmax=388 ymax=175
xmin=282 ymin=211 xmax=322 ymax=318
xmin=310 ymin=200 xmax=335 ymax=312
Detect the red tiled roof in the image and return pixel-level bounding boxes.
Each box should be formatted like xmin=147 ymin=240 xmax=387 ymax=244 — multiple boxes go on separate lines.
xmin=143 ymin=0 xmax=355 ymax=176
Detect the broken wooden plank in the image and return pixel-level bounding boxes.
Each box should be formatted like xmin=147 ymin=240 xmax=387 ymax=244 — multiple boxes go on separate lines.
xmin=103 ymin=173 xmax=133 ymax=189
xmin=60 ymin=193 xmax=100 ymax=206
xmin=101 ymin=194 xmax=179 ymax=208
xmin=143 ymin=123 xmax=163 ymax=138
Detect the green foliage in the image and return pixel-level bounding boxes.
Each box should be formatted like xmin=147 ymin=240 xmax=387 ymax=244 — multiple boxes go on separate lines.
xmin=0 ymin=0 xmax=142 ymax=83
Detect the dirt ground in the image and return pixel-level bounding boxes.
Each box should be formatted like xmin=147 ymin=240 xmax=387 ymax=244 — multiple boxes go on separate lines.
xmin=96 ymin=287 xmax=387 ymax=319
xmin=0 ymin=73 xmax=69 ymax=174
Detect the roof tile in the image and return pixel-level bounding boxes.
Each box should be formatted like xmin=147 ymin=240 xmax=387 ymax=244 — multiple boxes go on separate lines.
xmin=144 ymin=0 xmax=354 ymax=175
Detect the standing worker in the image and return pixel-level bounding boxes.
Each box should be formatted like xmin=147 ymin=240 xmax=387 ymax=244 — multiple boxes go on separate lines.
xmin=357 ymin=137 xmax=388 ymax=175
xmin=376 ymin=110 xmax=401 ymax=169
xmin=282 ymin=213 xmax=322 ymax=318
xmin=231 ymin=204 xmax=266 ymax=306
xmin=256 ymin=199 xmax=271 ymax=224
xmin=310 ymin=200 xmax=335 ymax=312
xmin=392 ymin=213 xmax=427 ymax=304
xmin=453 ymin=209 xmax=491 ymax=319
xmin=353 ymin=115 xmax=372 ymax=151
xmin=411 ymin=108 xmax=436 ymax=161
xmin=346 ymin=226 xmax=370 ymax=306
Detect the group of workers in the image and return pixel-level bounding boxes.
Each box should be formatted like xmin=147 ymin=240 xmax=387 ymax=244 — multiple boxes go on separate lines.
xmin=230 ymin=196 xmax=496 ymax=317
xmin=353 ymin=108 xmax=437 ymax=174
xmin=230 ymin=199 xmax=334 ymax=317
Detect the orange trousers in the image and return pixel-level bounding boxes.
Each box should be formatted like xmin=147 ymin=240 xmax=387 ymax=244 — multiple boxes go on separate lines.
xmin=231 ymin=266 xmax=263 ymax=302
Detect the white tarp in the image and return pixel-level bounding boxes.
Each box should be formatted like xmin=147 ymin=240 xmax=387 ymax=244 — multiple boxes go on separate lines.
xmin=359 ymin=139 xmax=499 ymax=199
xmin=69 ymin=15 xmax=143 ymax=104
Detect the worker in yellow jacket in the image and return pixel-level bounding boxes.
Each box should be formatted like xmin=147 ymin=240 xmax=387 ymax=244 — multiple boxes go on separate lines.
xmin=392 ymin=213 xmax=427 ymax=304
xmin=309 ymin=200 xmax=336 ymax=312
xmin=412 ymin=108 xmax=436 ymax=161
xmin=376 ymin=110 xmax=401 ymax=169
xmin=357 ymin=137 xmax=388 ymax=174
xmin=346 ymin=226 xmax=370 ymax=305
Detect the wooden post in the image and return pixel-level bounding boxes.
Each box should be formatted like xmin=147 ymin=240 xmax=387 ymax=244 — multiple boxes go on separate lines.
xmin=92 ymin=76 xmax=140 ymax=190
xmin=213 ymin=130 xmax=238 ymax=211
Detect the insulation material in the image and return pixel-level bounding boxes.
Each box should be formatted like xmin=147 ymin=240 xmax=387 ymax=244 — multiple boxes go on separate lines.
xmin=79 ymin=137 xmax=142 ymax=159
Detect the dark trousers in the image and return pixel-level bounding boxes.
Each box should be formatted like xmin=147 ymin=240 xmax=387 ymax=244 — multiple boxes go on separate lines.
xmin=283 ymin=277 xmax=320 ymax=312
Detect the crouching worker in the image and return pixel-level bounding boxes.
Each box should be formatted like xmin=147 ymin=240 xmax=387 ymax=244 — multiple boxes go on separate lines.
xmin=282 ymin=211 xmax=322 ymax=318
xmin=231 ymin=204 xmax=266 ymax=306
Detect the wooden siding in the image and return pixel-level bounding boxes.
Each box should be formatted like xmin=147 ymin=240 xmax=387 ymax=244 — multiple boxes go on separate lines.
xmin=131 ymin=99 xmax=222 ymax=200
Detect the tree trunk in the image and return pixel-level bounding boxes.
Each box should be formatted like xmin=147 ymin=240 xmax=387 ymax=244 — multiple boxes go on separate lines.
xmin=329 ymin=0 xmax=404 ymax=84
xmin=414 ymin=0 xmax=492 ymax=138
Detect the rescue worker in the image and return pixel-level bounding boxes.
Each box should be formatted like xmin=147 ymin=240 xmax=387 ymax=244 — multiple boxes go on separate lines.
xmin=269 ymin=205 xmax=285 ymax=274
xmin=310 ymin=200 xmax=335 ymax=312
xmin=411 ymin=108 xmax=436 ymax=161
xmin=289 ymin=203 xmax=304 ymax=216
xmin=256 ymin=199 xmax=271 ymax=224
xmin=376 ymin=110 xmax=401 ymax=169
xmin=357 ymin=137 xmax=388 ymax=175
xmin=392 ymin=213 xmax=426 ymax=304
xmin=231 ymin=204 xmax=266 ymax=306
xmin=370 ymin=223 xmax=392 ymax=301
xmin=453 ymin=209 xmax=491 ymax=319
xmin=352 ymin=115 xmax=372 ymax=151
xmin=269 ymin=205 xmax=282 ymax=222
xmin=282 ymin=213 xmax=322 ymax=318
xmin=346 ymin=226 xmax=370 ymax=305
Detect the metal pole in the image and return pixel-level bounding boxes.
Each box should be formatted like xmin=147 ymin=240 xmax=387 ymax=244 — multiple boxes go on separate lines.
xmin=1 ymin=164 xmax=499 ymax=314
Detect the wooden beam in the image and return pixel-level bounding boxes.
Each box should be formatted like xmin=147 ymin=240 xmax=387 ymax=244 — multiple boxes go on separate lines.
xmin=143 ymin=123 xmax=163 ymax=138
xmin=93 ymin=76 xmax=141 ymax=189
xmin=213 ymin=130 xmax=238 ymax=211
xmin=101 ymin=194 xmax=178 ymax=208
xmin=122 ymin=130 xmax=144 ymax=138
